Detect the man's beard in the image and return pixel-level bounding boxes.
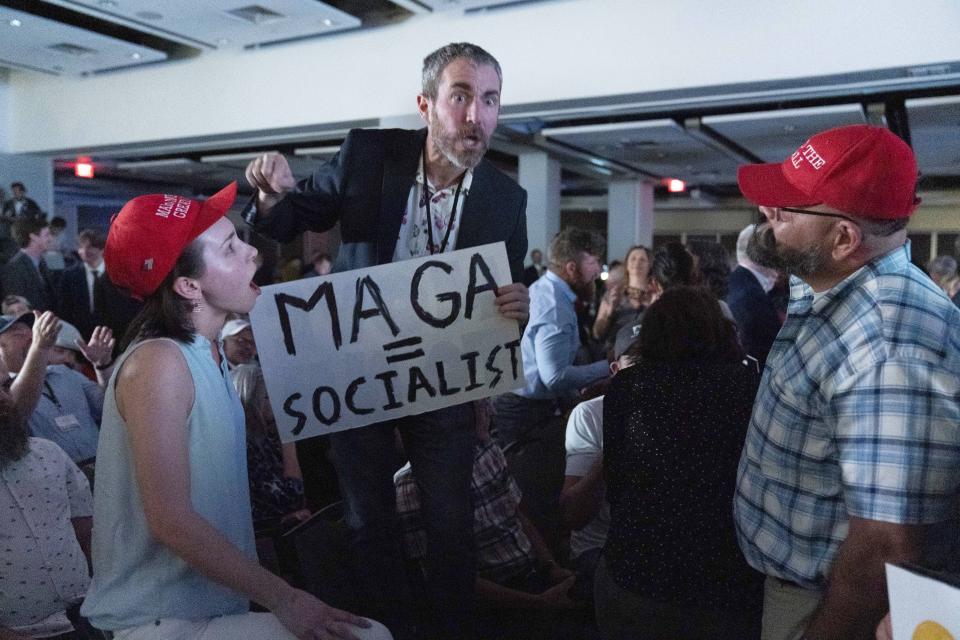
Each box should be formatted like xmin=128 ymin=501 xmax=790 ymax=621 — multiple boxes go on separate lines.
xmin=746 ymin=223 xmax=826 ymax=277
xmin=429 ymin=111 xmax=488 ymax=170
xmin=0 ymin=401 xmax=29 ymax=471
xmin=572 ymin=266 xmax=597 ymax=300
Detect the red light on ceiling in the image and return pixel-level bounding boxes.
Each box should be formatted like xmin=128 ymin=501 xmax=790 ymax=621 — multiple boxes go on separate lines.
xmin=75 ymin=161 xmax=94 ymax=179
xmin=667 ymin=178 xmax=686 ymax=193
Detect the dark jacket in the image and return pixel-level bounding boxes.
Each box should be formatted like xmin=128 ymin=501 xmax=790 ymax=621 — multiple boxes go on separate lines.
xmin=57 ymin=264 xmax=142 ymax=342
xmin=2 ymin=197 xmax=42 ymax=219
xmin=3 ymin=250 xmax=55 ymax=311
xmin=726 ymin=265 xmax=782 ymax=367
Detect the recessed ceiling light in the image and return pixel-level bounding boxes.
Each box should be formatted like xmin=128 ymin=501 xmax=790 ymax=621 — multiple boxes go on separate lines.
xmin=9 ymin=19 xmax=22 ymax=27
xmin=130 ymin=52 xmax=142 ymax=60
xmin=322 ymin=18 xmax=335 ymax=26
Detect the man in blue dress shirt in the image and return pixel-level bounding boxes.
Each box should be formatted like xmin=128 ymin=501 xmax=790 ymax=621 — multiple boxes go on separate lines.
xmin=492 ymin=227 xmax=609 ymax=548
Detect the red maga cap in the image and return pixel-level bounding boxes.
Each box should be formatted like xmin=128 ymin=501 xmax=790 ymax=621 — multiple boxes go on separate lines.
xmin=104 ymin=182 xmax=237 ymax=299
xmin=737 ymin=125 xmax=919 ymax=220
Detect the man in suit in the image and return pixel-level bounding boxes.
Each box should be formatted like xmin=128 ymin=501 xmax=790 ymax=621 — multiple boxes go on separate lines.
xmin=726 ymin=223 xmax=783 ymax=367
xmin=3 ymin=217 xmax=55 ymax=311
xmin=57 ymin=229 xmax=142 ymax=345
xmin=1 ymin=182 xmax=42 ymax=219
xmin=244 ymin=42 xmax=528 ymax=639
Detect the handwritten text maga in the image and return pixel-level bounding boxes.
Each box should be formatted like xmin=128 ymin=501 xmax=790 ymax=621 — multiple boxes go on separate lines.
xmin=250 ymin=243 xmax=525 ymax=442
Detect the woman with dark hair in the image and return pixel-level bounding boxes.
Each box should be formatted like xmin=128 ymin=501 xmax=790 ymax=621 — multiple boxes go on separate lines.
xmin=686 ymin=240 xmax=731 ymax=301
xmin=648 ymin=242 xmax=699 ymax=298
xmin=593 ymin=245 xmax=653 ymax=344
xmin=81 ymin=184 xmax=386 ymax=640
xmin=596 ymin=286 xmax=762 ymax=640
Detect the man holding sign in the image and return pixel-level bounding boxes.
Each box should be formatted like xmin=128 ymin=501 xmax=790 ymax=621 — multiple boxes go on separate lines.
xmin=244 ymin=43 xmax=528 ymax=639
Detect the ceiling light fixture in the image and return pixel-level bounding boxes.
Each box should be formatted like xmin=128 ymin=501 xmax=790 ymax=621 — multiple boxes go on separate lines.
xmin=9 ymin=19 xmax=22 ymax=27
xmin=322 ymin=18 xmax=335 ymax=26
xmin=130 ymin=52 xmax=141 ymax=60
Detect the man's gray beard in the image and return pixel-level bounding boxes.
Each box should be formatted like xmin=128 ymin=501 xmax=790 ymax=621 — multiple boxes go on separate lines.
xmin=430 ymin=114 xmax=487 ymax=170
xmin=746 ymin=223 xmax=826 ymax=277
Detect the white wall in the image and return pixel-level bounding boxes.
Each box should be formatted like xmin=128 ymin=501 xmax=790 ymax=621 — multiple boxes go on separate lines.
xmin=6 ymin=0 xmax=960 ymax=153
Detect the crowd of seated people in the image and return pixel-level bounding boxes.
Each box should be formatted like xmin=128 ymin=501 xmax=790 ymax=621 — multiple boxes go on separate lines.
xmin=0 ymin=311 xmax=100 ymax=640
xmin=5 ymin=124 xmax=960 ymax=640
xmin=4 ymin=214 xmax=957 ymax=640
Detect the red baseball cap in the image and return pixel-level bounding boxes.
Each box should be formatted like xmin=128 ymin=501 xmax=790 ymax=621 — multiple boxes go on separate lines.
xmin=104 ymin=182 xmax=237 ymax=299
xmin=737 ymin=125 xmax=920 ymax=220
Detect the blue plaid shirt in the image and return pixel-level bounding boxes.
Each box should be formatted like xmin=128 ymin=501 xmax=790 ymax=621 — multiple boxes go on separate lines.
xmin=735 ymin=242 xmax=960 ymax=589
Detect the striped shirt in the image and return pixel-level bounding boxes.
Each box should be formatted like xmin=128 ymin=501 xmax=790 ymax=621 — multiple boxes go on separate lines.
xmin=735 ymin=243 xmax=960 ymax=589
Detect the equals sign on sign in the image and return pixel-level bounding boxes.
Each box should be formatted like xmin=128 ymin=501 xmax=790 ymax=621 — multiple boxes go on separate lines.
xmin=383 ymin=337 xmax=425 ymax=364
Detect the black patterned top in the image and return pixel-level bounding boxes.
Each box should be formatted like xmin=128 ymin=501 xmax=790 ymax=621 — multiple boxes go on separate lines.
xmin=603 ymin=359 xmax=762 ymax=611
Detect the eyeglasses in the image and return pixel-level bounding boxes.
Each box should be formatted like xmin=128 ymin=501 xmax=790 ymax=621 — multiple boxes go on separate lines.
xmin=771 ymin=207 xmax=856 ymax=224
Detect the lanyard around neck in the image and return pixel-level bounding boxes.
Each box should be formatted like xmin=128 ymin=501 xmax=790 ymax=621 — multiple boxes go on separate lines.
xmin=422 ymin=150 xmax=466 ymax=255
xmin=42 ymin=380 xmax=63 ymax=412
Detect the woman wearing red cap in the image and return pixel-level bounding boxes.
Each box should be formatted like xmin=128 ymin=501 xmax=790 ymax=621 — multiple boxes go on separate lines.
xmin=80 ymin=184 xmax=388 ymax=640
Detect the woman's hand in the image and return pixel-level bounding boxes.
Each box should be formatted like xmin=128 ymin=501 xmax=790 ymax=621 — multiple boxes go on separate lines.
xmin=76 ymin=326 xmax=115 ymax=368
xmin=273 ymin=587 xmax=372 ymax=640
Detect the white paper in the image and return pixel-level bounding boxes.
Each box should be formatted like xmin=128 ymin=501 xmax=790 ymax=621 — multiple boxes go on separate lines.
xmin=250 ymin=242 xmax=525 ymax=443
xmin=886 ymin=563 xmax=960 ymax=640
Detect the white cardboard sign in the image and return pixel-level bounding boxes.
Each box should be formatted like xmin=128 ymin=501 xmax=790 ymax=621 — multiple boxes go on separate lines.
xmin=886 ymin=563 xmax=960 ymax=640
xmin=250 ymin=242 xmax=524 ymax=443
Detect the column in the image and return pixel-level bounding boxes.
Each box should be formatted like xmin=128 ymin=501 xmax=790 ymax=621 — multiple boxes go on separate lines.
xmin=518 ymin=151 xmax=561 ymax=263
xmin=607 ymin=179 xmax=655 ymax=263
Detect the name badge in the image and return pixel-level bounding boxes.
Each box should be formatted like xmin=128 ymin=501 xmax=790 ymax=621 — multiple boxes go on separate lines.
xmin=55 ymin=414 xmax=81 ymax=431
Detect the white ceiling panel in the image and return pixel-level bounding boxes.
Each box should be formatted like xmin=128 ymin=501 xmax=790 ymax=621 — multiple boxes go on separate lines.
xmin=906 ymin=95 xmax=960 ymax=177
xmin=0 ymin=7 xmax=165 ymax=75
xmin=703 ymin=104 xmax=867 ymax=163
xmin=58 ymin=0 xmax=360 ymax=49
xmin=541 ymin=119 xmax=742 ymax=185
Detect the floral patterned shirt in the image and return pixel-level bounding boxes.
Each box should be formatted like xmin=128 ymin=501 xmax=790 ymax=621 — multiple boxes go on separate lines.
xmin=0 ymin=438 xmax=92 ymax=636
xmin=392 ymin=154 xmax=474 ymax=261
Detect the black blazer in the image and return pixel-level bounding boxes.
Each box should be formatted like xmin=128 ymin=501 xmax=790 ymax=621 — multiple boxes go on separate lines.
xmin=725 ymin=265 xmax=782 ymax=367
xmin=2 ymin=197 xmax=42 ymax=219
xmin=57 ymin=264 xmax=142 ymax=342
xmin=2 ymin=251 xmax=54 ymax=311
xmin=521 ymin=264 xmax=543 ymax=287
xmin=57 ymin=266 xmax=97 ymax=337
xmin=257 ymin=128 xmax=529 ymax=283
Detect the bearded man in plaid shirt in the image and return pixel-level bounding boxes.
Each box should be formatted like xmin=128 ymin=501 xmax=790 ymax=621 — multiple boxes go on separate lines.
xmin=733 ymin=125 xmax=960 ymax=640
